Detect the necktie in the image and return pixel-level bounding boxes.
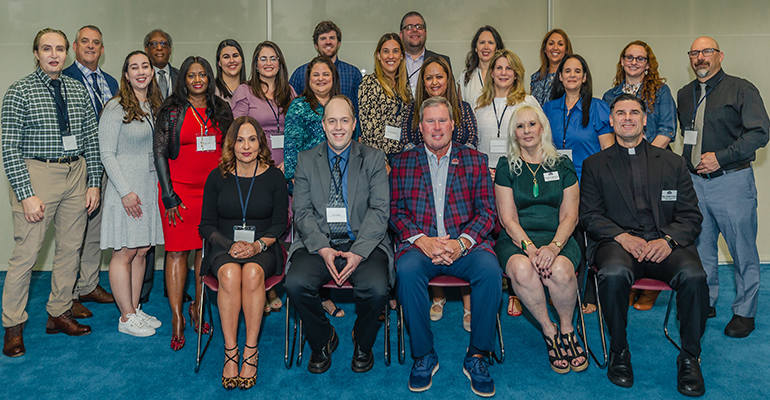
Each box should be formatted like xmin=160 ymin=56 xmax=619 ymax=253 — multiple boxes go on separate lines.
xmin=328 ymin=155 xmax=348 ymax=243
xmin=49 ymin=79 xmax=68 ymax=134
xmin=157 ymin=70 xmax=168 ymax=99
xmin=691 ymin=83 xmax=707 ymax=167
xmin=89 ymin=74 xmax=103 ymax=117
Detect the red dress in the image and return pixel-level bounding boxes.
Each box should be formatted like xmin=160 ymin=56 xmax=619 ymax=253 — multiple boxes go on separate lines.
xmin=160 ymin=107 xmax=222 ymax=251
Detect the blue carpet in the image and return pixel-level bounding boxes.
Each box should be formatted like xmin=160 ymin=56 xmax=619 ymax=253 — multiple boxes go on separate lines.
xmin=0 ymin=264 xmax=767 ymax=399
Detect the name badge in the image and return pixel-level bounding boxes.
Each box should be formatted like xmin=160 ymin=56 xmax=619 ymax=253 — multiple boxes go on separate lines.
xmin=683 ymin=130 xmax=698 ymax=146
xmin=271 ymin=134 xmax=285 ymax=149
xmin=197 ymin=136 xmax=216 ymax=152
xmin=326 ymin=207 xmax=348 ymax=223
xmin=384 ymin=125 xmax=401 ymax=141
xmin=233 ymin=225 xmax=256 ymax=243
xmin=489 ymin=139 xmax=507 ymax=154
xmin=149 ymin=154 xmax=156 ymax=172
xmin=62 ymin=135 xmax=78 ymax=151
xmin=661 ymin=190 xmax=677 ymax=202
xmin=557 ymin=149 xmax=573 ymax=161
xmin=543 ymin=171 xmax=560 ymax=182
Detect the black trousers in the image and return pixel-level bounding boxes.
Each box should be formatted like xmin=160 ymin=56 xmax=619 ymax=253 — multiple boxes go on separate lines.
xmin=285 ymin=244 xmax=390 ymax=353
xmin=139 ymin=247 xmax=157 ymax=303
xmin=596 ymin=242 xmax=709 ymax=359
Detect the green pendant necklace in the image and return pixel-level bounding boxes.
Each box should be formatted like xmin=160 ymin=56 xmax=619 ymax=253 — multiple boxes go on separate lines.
xmin=524 ymin=161 xmax=542 ymax=197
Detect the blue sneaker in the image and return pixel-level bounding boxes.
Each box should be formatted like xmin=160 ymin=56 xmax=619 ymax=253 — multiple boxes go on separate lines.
xmin=408 ymin=349 xmax=439 ymax=392
xmin=463 ymin=354 xmax=495 ymax=397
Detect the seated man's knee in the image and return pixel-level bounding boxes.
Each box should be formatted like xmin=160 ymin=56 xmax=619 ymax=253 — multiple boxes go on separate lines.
xmin=596 ymin=261 xmax=633 ymax=286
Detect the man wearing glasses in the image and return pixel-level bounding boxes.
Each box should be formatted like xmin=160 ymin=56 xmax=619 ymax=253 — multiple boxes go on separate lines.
xmin=676 ymin=36 xmax=769 ymax=339
xmin=143 ymin=29 xmax=177 ymax=100
xmin=398 ymin=11 xmax=452 ymax=92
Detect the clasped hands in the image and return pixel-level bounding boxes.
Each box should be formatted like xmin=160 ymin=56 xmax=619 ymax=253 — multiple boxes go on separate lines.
xmin=615 ymin=233 xmax=671 ymax=263
xmin=524 ymin=243 xmax=559 ymax=279
xmin=319 ymin=247 xmax=363 ymax=286
xmin=229 ymin=240 xmax=262 ymax=259
xmin=415 ymin=235 xmax=466 ymax=266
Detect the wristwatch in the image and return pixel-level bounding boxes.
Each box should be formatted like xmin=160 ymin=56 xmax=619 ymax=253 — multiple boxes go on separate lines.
xmin=551 ymin=241 xmax=562 ymax=250
xmin=257 ymin=239 xmax=267 ymax=252
xmin=457 ymin=238 xmax=470 ymax=257
xmin=663 ymin=235 xmax=678 ymax=250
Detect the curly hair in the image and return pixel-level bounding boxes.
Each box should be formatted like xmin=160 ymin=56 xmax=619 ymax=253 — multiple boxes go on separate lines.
xmin=218 ymin=116 xmax=274 ymax=177
xmin=475 ymin=49 xmax=526 ymax=110
xmin=611 ymin=40 xmax=665 ymax=114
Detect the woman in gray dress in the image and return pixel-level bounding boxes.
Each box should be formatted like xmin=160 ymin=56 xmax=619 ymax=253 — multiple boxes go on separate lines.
xmin=100 ymin=51 xmax=165 ymax=337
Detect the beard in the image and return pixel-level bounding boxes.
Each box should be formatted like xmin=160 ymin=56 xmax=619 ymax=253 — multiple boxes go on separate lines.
xmin=695 ymin=61 xmax=710 ymax=78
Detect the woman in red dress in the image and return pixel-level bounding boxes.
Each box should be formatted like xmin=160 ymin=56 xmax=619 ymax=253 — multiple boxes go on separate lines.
xmin=154 ymin=56 xmax=233 ymax=349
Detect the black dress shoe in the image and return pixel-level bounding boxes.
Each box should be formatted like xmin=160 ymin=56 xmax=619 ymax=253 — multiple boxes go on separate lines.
xmin=677 ymin=356 xmax=705 ymax=397
xmin=707 ymin=307 xmax=716 ymax=319
xmin=724 ymin=315 xmax=755 ymax=338
xmin=308 ymin=327 xmax=339 ymax=374
xmin=351 ymin=340 xmax=374 ymax=373
xmin=607 ymin=348 xmax=633 ymax=388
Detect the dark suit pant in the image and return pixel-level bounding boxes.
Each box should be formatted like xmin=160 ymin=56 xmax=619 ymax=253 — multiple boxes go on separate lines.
xmin=397 ymin=249 xmax=502 ymax=358
xmin=285 ymin=245 xmax=390 ymax=353
xmin=596 ymin=242 xmax=709 ymax=359
xmin=139 ymin=247 xmax=157 ymax=303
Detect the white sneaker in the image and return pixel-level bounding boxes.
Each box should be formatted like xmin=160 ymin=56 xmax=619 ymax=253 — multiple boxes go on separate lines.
xmin=136 ymin=305 xmax=162 ymax=329
xmin=118 ymin=313 xmax=156 ymax=337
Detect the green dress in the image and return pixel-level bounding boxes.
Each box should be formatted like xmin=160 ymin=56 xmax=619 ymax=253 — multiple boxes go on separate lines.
xmin=493 ymin=155 xmax=581 ymax=269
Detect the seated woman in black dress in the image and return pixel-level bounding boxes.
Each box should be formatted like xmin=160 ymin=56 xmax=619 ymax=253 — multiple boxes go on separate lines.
xmin=494 ymin=105 xmax=586 ymax=374
xmin=199 ymin=116 xmax=288 ymax=389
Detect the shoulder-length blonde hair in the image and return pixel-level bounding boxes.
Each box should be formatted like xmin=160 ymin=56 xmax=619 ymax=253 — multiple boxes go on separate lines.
xmin=374 ymin=33 xmax=411 ymax=104
xmin=506 ymin=105 xmax=560 ymax=176
xmin=412 ymin=56 xmax=461 ymax=131
xmin=476 ymin=49 xmax=526 ymax=109
xmin=611 ymin=40 xmax=665 ymax=114
xmin=218 ymin=116 xmax=274 ymax=177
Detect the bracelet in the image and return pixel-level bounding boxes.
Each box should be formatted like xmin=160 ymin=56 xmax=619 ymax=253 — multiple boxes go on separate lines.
xmin=257 ymin=239 xmax=267 ymax=252
xmin=521 ymin=240 xmax=534 ymax=251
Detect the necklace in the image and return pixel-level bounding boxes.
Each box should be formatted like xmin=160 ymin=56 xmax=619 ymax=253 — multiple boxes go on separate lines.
xmin=524 ymin=161 xmax=543 ymax=198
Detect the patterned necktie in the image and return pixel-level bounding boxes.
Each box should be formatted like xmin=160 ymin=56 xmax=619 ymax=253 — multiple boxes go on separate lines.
xmin=691 ymin=83 xmax=707 ymax=167
xmin=328 ymin=155 xmax=348 ymax=243
xmin=157 ymin=69 xmax=168 ymax=99
xmin=89 ymin=74 xmax=103 ymax=116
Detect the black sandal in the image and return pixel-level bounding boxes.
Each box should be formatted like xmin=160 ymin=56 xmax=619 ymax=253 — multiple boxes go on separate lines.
xmin=560 ymin=331 xmax=588 ymax=372
xmin=222 ymin=346 xmax=240 ymax=389
xmin=239 ymin=344 xmax=258 ymax=390
xmin=543 ymin=329 xmax=569 ymax=374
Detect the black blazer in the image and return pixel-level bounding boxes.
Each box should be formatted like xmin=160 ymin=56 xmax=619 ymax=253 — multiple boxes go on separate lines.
xmin=579 ymin=141 xmax=702 ymax=265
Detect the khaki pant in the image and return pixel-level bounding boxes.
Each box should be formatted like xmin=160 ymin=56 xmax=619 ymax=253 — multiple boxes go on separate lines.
xmin=73 ymin=173 xmax=106 ymax=298
xmin=2 ymin=158 xmax=87 ymax=327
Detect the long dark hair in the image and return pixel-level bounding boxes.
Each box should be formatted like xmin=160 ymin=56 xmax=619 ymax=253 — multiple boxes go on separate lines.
xmin=550 ymin=54 xmax=592 ymax=128
xmin=218 ymin=116 xmax=274 ymax=177
xmin=412 ymin=56 xmax=461 ymax=131
xmin=214 ymin=39 xmax=246 ymax=99
xmin=300 ymin=56 xmax=340 ymax=114
xmin=246 ymin=41 xmax=293 ymax=114
xmin=536 ymin=29 xmax=573 ymax=79
xmin=162 ymin=55 xmax=233 ymax=131
xmin=117 ymin=50 xmax=163 ymax=123
xmin=463 ymin=26 xmax=504 ymax=86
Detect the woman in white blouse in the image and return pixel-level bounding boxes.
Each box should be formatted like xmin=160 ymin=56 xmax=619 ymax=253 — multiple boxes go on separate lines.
xmin=460 ymin=26 xmax=504 ymax=107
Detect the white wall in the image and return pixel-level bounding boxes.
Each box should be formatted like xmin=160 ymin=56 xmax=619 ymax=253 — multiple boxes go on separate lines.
xmin=1 ymin=0 xmax=767 ymax=270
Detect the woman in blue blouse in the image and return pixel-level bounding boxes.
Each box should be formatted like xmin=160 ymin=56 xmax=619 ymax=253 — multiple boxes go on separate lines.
xmin=602 ymin=41 xmax=676 ymax=149
xmin=543 ymin=54 xmax=614 ymax=180
xmin=530 ymin=29 xmax=573 ymax=106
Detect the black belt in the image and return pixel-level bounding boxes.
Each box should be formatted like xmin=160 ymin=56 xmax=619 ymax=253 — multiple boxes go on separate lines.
xmin=32 ymin=155 xmax=80 ymax=164
xmin=695 ymin=163 xmax=750 ymax=179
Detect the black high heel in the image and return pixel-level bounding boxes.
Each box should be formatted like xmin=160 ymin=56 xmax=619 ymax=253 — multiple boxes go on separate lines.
xmin=222 ymin=346 xmax=240 ymax=390
xmin=560 ymin=331 xmax=588 ymax=372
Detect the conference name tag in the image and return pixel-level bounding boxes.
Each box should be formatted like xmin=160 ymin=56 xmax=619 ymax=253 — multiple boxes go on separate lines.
xmin=271 ymin=134 xmax=284 ymax=149
xmin=661 ymin=190 xmax=678 ymax=202
xmin=683 ymin=130 xmax=698 ymax=146
xmin=543 ymin=171 xmax=560 ymax=182
xmin=62 ymin=135 xmax=78 ymax=151
xmin=557 ymin=149 xmax=573 ymax=161
xmin=489 ymin=139 xmax=507 ymax=154
xmin=384 ymin=125 xmax=401 ymax=141
xmin=326 ymin=207 xmax=348 ymax=223
xmin=233 ymin=225 xmax=256 ymax=243
xmin=197 ymin=136 xmax=216 ymax=152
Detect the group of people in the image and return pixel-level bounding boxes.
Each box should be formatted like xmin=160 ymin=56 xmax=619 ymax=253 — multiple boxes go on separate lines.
xmin=1 ymin=10 xmax=767 ymax=399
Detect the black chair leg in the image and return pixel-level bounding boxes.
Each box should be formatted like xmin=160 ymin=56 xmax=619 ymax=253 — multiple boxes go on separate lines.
xmin=397 ymin=305 xmax=405 ymax=365
xmin=384 ymin=303 xmax=391 ymax=366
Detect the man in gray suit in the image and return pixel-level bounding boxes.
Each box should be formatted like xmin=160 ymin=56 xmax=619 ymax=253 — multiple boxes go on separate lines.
xmin=285 ymin=95 xmax=392 ymax=374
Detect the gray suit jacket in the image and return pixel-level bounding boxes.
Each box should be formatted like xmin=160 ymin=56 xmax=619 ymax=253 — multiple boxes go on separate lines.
xmin=288 ymin=140 xmax=394 ymax=286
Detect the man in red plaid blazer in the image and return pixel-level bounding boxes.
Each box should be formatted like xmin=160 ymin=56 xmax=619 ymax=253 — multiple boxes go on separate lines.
xmin=390 ymin=96 xmax=502 ymax=397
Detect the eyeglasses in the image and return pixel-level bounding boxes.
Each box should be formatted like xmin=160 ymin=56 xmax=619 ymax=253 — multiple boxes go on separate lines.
xmin=687 ymin=48 xmax=719 ymax=58
xmin=623 ymin=55 xmax=648 ymax=63
xmin=258 ymin=56 xmax=280 ymax=63
xmin=401 ymin=24 xmax=425 ymax=32
xmin=148 ymin=41 xmax=170 ymax=49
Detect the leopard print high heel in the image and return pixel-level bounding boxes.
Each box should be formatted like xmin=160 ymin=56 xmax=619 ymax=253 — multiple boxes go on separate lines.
xmin=222 ymin=346 xmax=240 ymax=390
xmin=239 ymin=344 xmax=258 ymax=390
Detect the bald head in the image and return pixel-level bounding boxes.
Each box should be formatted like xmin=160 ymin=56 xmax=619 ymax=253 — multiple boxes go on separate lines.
xmin=689 ymin=36 xmax=723 ymax=82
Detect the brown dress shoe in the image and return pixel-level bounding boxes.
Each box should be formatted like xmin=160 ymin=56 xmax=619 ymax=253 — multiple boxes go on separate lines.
xmin=46 ymin=310 xmax=91 ymax=336
xmin=71 ymin=300 xmax=93 ymax=319
xmin=633 ymin=290 xmax=660 ymax=311
xmin=3 ymin=324 xmax=25 ymax=358
xmin=79 ymin=285 xmax=115 ymax=304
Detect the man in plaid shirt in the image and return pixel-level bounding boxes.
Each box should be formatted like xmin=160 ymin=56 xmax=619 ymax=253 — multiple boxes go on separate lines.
xmin=2 ymin=28 xmax=102 ymax=358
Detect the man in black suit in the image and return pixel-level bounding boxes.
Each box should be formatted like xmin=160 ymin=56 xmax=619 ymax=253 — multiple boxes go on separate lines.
xmin=398 ymin=11 xmax=451 ymax=92
xmin=580 ymin=94 xmax=709 ymax=397
xmin=143 ymin=29 xmax=178 ymax=100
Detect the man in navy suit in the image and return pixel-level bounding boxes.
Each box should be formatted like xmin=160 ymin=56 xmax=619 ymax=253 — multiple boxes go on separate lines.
xmin=62 ymin=25 xmax=117 ymax=319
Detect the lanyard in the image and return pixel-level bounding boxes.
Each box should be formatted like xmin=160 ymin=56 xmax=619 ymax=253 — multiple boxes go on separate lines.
xmin=477 ymin=70 xmax=484 ymax=88
xmin=561 ymin=99 xmax=575 ymax=149
xmin=492 ymin=99 xmax=509 ymax=138
xmin=188 ymin=102 xmax=211 ymax=135
xmin=145 ymin=107 xmax=155 ymax=134
xmin=87 ymin=73 xmax=103 ymax=105
xmin=690 ymin=71 xmax=725 ymax=127
xmin=40 ymin=75 xmax=71 ymax=131
xmin=267 ymin=100 xmax=281 ymax=133
xmin=234 ymin=164 xmax=258 ymax=226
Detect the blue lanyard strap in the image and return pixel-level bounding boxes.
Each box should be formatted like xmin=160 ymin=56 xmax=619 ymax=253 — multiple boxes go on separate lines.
xmin=477 ymin=70 xmax=484 ymax=88
xmin=691 ymin=71 xmax=725 ymax=126
xmin=267 ymin=100 xmax=281 ymax=133
xmin=562 ymin=99 xmax=575 ymax=149
xmin=492 ymin=99 xmax=509 ymax=138
xmin=234 ymin=165 xmax=258 ymax=226
xmin=188 ymin=102 xmax=211 ymax=135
